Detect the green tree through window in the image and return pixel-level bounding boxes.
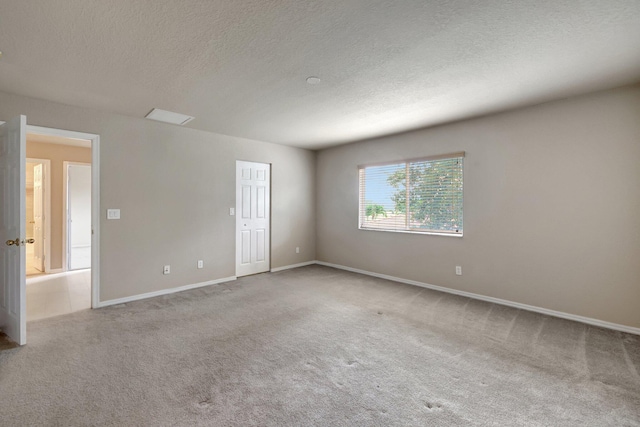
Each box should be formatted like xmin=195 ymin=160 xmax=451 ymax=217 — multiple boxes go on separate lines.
xmin=365 ymin=203 xmax=388 ymax=220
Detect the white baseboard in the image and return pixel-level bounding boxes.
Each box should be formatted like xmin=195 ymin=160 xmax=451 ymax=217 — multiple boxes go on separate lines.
xmin=270 ymin=261 xmax=317 ymax=272
xmin=315 ymin=261 xmax=640 ymax=336
xmin=96 ymin=276 xmax=237 ymax=308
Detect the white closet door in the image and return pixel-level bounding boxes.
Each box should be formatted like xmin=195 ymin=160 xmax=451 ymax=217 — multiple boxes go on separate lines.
xmin=236 ymin=161 xmax=270 ymax=277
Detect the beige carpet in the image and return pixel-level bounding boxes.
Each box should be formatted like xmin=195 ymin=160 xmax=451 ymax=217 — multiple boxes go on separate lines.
xmin=0 ymin=265 xmax=638 ymax=426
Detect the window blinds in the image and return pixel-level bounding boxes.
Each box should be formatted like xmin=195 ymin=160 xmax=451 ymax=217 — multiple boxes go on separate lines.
xmin=358 ymin=152 xmax=464 ymax=235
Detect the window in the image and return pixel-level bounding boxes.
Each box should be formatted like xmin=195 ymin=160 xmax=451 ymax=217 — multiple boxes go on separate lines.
xmin=358 ymin=152 xmax=464 ymax=236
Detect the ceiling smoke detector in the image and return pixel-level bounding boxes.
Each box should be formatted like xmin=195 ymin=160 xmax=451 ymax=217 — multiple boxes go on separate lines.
xmin=145 ymin=108 xmax=195 ymax=125
xmin=306 ymin=76 xmax=321 ymax=85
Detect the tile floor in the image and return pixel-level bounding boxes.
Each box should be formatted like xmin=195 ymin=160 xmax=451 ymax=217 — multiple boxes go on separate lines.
xmin=26 ymin=270 xmax=91 ymax=321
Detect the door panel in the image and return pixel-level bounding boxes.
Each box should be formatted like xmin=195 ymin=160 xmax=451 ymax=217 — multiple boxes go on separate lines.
xmin=256 ymin=229 xmax=265 ymax=262
xmin=33 ymin=163 xmax=44 ymax=271
xmin=241 ymin=230 xmax=251 ymax=264
xmin=241 ymin=185 xmax=251 ymax=218
xmin=236 ymin=161 xmax=270 ymax=277
xmin=241 ymin=168 xmax=251 ymax=180
xmin=256 ymin=187 xmax=265 ymax=218
xmin=0 ymin=116 xmax=27 ymax=345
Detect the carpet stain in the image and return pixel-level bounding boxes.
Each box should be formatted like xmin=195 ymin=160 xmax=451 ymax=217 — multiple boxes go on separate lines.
xmin=0 ymin=331 xmax=19 ymax=352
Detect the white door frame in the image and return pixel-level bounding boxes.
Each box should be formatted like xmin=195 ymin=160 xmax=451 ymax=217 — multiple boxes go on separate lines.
xmin=25 ymin=158 xmax=52 ymax=273
xmin=27 ymin=125 xmax=100 ymax=309
xmin=62 ymin=161 xmax=91 ymax=272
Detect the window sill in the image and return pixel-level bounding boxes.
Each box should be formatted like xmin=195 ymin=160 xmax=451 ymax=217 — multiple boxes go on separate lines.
xmin=358 ymin=227 xmax=463 ymax=237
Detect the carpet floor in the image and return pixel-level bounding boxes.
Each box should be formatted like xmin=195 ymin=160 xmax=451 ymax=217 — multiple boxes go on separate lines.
xmin=1 ymin=265 xmax=639 ymax=426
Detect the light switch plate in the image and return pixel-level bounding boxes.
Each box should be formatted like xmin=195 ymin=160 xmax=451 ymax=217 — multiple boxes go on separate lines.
xmin=107 ymin=209 xmax=121 ymax=220
xmin=229 ymin=207 xmax=235 ymax=216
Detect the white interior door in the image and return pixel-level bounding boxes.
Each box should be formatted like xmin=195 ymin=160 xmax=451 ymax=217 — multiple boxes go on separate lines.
xmin=0 ymin=116 xmax=27 ymax=345
xmin=67 ymin=164 xmax=92 ymax=271
xmin=236 ymin=161 xmax=270 ymax=277
xmin=33 ymin=163 xmax=44 ymax=272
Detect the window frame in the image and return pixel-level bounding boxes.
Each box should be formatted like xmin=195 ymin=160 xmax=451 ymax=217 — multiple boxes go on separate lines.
xmin=358 ymin=152 xmax=464 ymax=237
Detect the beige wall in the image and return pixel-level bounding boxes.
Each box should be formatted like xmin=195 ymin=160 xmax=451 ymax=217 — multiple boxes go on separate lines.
xmin=26 ymin=141 xmax=92 ymax=269
xmin=0 ymin=91 xmax=316 ymax=301
xmin=316 ymin=84 xmax=640 ymax=329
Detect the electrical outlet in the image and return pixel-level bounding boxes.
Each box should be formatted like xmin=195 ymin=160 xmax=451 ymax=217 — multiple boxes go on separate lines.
xmin=107 ymin=209 xmax=121 ymax=220
xmin=295 ymin=247 xmax=300 ymax=254
xmin=163 ymin=265 xmax=171 ymax=275
xmin=197 ymin=260 xmax=204 ymax=269
xmin=455 ymin=266 xmax=462 ymax=276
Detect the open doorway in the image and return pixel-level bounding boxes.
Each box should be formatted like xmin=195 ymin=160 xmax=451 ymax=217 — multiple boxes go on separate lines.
xmin=25 ymin=130 xmax=95 ymax=321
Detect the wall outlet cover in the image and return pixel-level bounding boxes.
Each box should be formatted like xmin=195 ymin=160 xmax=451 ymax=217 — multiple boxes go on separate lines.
xmin=107 ymin=209 xmax=121 ymax=220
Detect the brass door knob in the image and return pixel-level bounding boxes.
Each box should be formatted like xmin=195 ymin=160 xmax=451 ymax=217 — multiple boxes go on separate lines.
xmin=5 ymin=238 xmax=34 ymax=246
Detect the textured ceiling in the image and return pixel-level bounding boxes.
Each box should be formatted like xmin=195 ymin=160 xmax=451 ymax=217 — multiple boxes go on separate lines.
xmin=1 ymin=1 xmax=639 ymax=149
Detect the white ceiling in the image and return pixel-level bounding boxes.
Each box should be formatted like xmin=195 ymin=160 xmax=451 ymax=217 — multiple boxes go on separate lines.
xmin=1 ymin=1 xmax=639 ymax=150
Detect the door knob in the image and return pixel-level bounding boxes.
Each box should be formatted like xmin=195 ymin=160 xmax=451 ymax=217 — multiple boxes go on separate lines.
xmin=4 ymin=238 xmax=34 ymax=246
xmin=5 ymin=238 xmax=20 ymax=246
